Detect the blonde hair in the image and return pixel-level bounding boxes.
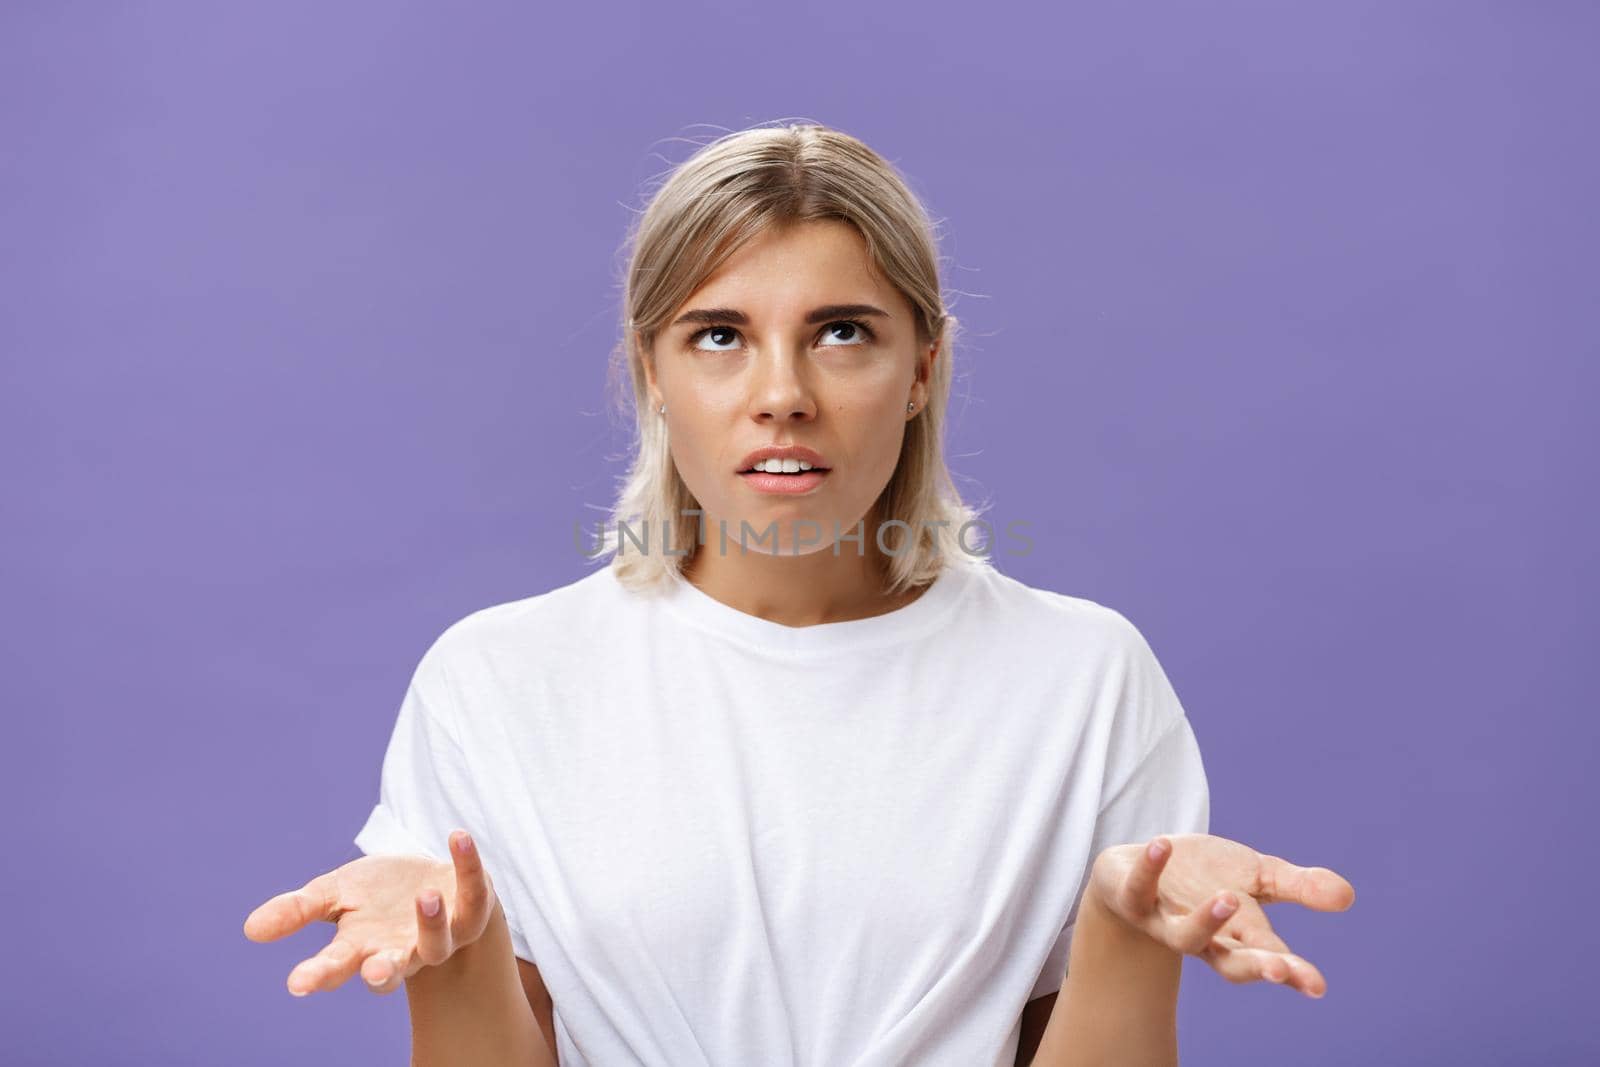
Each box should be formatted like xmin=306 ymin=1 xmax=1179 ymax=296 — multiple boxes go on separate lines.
xmin=594 ymin=121 xmax=991 ymax=596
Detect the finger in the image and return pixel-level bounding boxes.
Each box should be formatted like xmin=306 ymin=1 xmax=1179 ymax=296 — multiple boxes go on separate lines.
xmin=1255 ymin=854 xmax=1356 ymax=912
xmin=414 ymin=888 xmax=453 ymax=967
xmin=448 ymin=830 xmax=491 ymax=934
xmin=1211 ymin=896 xmax=1294 ymax=955
xmin=1201 ymin=938 xmax=1292 ymax=987
xmin=361 ymin=947 xmax=414 ymax=996
xmin=1168 ymin=889 xmax=1241 ymax=955
xmin=1280 ymin=952 xmax=1328 ymax=997
xmin=1119 ymin=837 xmax=1172 ymax=918
xmin=1203 ymin=936 xmax=1328 ymax=998
xmin=287 ymin=935 xmax=367 ymax=996
xmin=244 ymin=872 xmax=342 ymax=943
xmin=1220 ymin=913 xmax=1293 ymax=955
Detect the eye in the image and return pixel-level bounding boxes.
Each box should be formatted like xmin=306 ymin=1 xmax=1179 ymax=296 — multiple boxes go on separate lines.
xmin=689 ymin=326 xmax=742 ymax=352
xmin=819 ymin=319 xmax=876 ymax=346
xmin=686 ymin=319 xmax=878 ymax=353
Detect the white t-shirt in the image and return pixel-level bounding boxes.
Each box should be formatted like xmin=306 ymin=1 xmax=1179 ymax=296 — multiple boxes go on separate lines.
xmin=354 ymin=557 xmax=1209 ymax=1066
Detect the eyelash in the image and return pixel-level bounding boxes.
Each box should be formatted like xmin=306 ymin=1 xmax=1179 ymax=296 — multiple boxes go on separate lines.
xmin=686 ymin=318 xmax=878 ymax=350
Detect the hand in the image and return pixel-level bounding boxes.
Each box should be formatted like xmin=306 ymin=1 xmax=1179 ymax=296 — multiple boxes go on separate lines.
xmin=243 ymin=829 xmax=497 ymax=997
xmin=1087 ymin=832 xmax=1355 ymax=998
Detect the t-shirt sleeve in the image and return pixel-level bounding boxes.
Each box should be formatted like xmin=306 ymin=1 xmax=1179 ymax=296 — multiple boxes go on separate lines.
xmin=353 ymin=636 xmax=537 ymax=962
xmin=1028 ymin=612 xmax=1211 ymax=1000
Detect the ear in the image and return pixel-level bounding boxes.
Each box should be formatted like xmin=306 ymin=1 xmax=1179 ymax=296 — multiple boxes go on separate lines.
xmin=911 ymin=340 xmax=938 ymax=408
xmin=637 ymin=330 xmax=659 ymax=393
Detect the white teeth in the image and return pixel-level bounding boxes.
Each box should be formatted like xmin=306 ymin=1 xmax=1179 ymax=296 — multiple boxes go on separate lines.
xmin=754 ymin=458 xmax=814 ymax=473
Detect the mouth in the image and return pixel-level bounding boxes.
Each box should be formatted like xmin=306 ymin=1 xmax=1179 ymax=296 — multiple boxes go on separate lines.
xmin=735 ymin=444 xmax=831 ymax=475
xmin=736 ymin=462 xmax=833 ymax=476
xmin=737 ymin=465 xmax=831 ymax=494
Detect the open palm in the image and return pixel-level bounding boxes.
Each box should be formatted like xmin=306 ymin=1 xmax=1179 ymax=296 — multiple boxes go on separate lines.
xmin=243 ymin=829 xmax=496 ymax=996
xmin=1088 ymin=832 xmax=1355 ymax=998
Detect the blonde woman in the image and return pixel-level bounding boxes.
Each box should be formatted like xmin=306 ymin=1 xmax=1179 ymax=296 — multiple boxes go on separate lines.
xmin=245 ymin=122 xmax=1355 ymax=1066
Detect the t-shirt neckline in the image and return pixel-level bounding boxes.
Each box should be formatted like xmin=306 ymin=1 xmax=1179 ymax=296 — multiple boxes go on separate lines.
xmin=652 ymin=559 xmax=981 ymax=655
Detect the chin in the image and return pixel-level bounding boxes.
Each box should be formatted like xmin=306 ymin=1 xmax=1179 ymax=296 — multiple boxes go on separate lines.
xmin=709 ymin=512 xmax=859 ymax=558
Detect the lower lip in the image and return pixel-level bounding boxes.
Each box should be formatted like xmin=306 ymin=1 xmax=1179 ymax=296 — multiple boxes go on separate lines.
xmin=739 ymin=470 xmax=830 ymax=494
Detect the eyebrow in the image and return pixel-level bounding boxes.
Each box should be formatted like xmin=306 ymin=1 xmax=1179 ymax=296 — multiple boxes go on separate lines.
xmin=669 ymin=303 xmax=892 ymax=329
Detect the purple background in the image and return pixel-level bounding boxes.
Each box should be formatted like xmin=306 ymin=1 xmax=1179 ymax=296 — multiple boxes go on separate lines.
xmin=3 ymin=2 xmax=1593 ymax=1064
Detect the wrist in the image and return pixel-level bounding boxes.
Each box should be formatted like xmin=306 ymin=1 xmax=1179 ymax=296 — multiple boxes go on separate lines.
xmin=473 ymin=894 xmax=510 ymax=954
xmin=1080 ymin=880 xmax=1133 ymax=943
xmin=412 ymin=893 xmax=511 ymax=985
xmin=1081 ymin=859 xmax=1174 ymax=954
xmin=1035 ymin=860 xmax=1185 ymax=1065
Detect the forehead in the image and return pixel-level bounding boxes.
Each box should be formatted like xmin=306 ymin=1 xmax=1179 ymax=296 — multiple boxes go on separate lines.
xmin=682 ymin=219 xmax=894 ymax=309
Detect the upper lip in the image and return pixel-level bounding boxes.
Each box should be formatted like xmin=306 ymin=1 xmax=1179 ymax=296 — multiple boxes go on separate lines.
xmin=737 ymin=444 xmax=831 ymax=472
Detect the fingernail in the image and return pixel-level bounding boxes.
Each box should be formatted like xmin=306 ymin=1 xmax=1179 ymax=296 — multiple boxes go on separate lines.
xmin=454 ymin=832 xmax=474 ymax=855
xmin=1211 ymin=895 xmax=1236 ymax=918
xmin=421 ymin=892 xmax=441 ymax=917
xmin=1146 ymin=840 xmax=1166 ymax=862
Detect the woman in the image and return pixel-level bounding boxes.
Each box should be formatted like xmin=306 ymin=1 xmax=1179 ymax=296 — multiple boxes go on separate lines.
xmin=244 ymin=122 xmax=1355 ymax=1066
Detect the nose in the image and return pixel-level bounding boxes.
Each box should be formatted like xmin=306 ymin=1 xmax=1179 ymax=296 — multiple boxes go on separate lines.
xmin=748 ymin=344 xmax=817 ymax=424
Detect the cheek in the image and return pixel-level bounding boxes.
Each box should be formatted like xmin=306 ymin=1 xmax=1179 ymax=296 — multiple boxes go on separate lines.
xmin=668 ymin=430 xmax=719 ymax=486
xmin=663 ymin=415 xmax=741 ymax=504
xmin=830 ymin=407 xmax=909 ymax=481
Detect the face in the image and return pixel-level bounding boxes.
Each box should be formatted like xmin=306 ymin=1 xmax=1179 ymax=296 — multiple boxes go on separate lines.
xmin=640 ymin=219 xmax=937 ymax=557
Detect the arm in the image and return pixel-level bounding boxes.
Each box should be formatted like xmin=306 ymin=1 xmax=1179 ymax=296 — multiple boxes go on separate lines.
xmin=518 ymin=958 xmax=561 ymax=1066
xmin=406 ymin=898 xmax=557 ymax=1067
xmin=1026 ymin=884 xmax=1183 ymax=1067
xmin=1022 ymin=837 xmax=1356 ymax=1067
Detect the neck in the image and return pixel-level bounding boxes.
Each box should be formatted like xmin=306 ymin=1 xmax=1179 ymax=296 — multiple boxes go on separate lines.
xmin=679 ymin=509 xmax=921 ymax=628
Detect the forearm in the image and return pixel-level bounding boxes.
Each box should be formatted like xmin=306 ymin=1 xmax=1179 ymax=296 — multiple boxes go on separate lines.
xmin=1028 ymin=887 xmax=1183 ymax=1067
xmin=405 ymin=899 xmax=554 ymax=1067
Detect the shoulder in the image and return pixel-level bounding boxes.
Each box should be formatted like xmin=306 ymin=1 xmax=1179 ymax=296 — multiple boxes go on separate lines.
xmin=967 ymin=564 xmax=1155 ymax=664
xmin=970 ymin=567 xmax=1185 ymax=747
xmin=420 ymin=565 xmax=628 ymax=673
